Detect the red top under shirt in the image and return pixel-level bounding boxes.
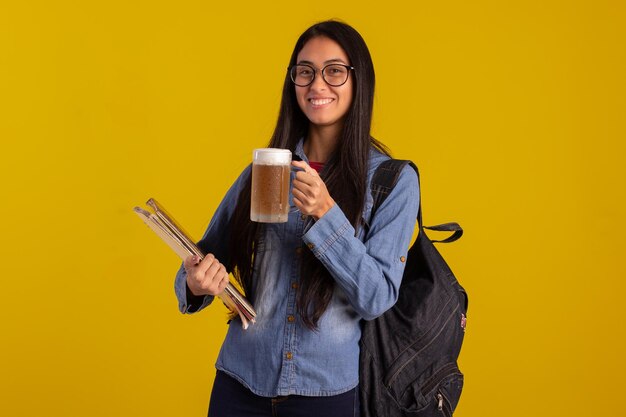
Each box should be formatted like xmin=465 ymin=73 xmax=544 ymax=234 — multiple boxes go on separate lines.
xmin=309 ymin=161 xmax=325 ymax=173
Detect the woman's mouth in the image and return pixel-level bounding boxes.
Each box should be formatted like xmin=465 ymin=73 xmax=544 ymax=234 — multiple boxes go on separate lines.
xmin=309 ymin=98 xmax=334 ymax=107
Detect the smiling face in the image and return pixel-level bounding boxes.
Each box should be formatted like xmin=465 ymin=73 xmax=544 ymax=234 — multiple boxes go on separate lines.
xmin=294 ymin=36 xmax=354 ymax=131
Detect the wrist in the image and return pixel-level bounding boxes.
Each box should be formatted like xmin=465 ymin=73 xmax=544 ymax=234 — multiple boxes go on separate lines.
xmin=186 ymin=282 xmax=206 ymax=300
xmin=313 ymin=197 xmax=335 ymax=220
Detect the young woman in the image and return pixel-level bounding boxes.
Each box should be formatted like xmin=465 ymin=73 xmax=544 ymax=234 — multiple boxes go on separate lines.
xmin=175 ymin=20 xmax=420 ymax=417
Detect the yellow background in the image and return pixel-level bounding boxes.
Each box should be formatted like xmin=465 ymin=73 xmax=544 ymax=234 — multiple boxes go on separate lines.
xmin=1 ymin=1 xmax=624 ymax=416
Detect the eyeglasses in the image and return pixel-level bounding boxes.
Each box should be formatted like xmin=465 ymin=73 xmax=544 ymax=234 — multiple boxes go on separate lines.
xmin=289 ymin=64 xmax=354 ymax=87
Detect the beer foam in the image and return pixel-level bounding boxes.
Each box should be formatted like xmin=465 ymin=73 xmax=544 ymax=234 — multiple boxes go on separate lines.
xmin=253 ymin=148 xmax=292 ymax=165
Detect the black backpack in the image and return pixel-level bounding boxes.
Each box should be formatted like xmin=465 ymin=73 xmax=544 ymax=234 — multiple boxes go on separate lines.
xmin=359 ymin=159 xmax=468 ymax=417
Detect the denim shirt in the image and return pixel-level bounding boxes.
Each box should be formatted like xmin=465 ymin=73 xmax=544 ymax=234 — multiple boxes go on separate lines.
xmin=174 ymin=140 xmax=419 ymax=397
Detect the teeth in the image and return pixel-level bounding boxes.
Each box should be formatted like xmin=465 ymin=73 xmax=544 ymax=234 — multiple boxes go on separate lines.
xmin=310 ymin=98 xmax=333 ymax=105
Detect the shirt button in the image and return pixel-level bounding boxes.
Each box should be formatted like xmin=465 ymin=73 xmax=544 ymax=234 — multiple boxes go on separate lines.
xmin=400 ymin=256 xmax=406 ymax=263
xmin=286 ymin=352 xmax=293 ymax=360
xmin=291 ymin=282 xmax=299 ymax=289
xmin=300 ymin=214 xmax=307 ymax=220
xmin=287 ymin=315 xmax=295 ymax=323
xmin=307 ymin=243 xmax=315 ymax=250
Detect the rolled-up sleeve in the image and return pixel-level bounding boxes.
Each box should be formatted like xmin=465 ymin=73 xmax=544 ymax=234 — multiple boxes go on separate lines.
xmin=301 ymin=164 xmax=419 ymax=320
xmin=174 ymin=165 xmax=252 ymax=314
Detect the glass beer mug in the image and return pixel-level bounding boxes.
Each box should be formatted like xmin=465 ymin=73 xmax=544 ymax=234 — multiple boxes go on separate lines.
xmin=250 ymin=148 xmax=291 ymax=223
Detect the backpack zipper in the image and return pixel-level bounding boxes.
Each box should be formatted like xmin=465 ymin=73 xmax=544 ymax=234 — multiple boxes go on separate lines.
xmin=438 ymin=390 xmax=453 ymax=417
xmin=419 ymin=363 xmax=461 ymax=397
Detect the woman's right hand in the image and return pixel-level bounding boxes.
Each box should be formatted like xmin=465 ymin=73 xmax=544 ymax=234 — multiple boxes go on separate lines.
xmin=183 ymin=254 xmax=229 ymax=296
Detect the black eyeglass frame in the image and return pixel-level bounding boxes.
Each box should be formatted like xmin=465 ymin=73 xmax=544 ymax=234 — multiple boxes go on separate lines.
xmin=288 ymin=63 xmax=355 ymax=87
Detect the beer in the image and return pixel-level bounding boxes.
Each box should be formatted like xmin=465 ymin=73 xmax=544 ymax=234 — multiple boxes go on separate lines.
xmin=251 ymin=149 xmax=291 ymax=223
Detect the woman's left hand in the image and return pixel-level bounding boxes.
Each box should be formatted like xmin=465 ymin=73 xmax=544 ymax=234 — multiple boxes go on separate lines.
xmin=292 ymin=160 xmax=335 ymax=220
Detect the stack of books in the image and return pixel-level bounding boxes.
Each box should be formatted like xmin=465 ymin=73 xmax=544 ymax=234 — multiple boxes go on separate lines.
xmin=134 ymin=198 xmax=256 ymax=329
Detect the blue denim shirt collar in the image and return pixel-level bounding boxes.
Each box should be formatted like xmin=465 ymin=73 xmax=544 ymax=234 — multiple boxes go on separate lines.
xmin=294 ymin=138 xmax=308 ymax=162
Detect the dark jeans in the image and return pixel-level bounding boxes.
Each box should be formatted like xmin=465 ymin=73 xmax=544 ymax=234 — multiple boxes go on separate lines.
xmin=208 ymin=371 xmax=360 ymax=417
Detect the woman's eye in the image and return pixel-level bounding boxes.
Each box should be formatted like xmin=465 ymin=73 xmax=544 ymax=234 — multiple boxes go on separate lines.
xmin=328 ymin=66 xmax=345 ymax=74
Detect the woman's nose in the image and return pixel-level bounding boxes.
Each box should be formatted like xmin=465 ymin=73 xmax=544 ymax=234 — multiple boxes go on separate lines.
xmin=310 ymin=70 xmax=328 ymax=90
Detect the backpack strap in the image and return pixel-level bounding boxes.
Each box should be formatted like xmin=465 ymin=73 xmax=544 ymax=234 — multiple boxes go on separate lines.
xmin=370 ymin=159 xmax=463 ymax=244
xmin=370 ymin=159 xmax=412 ymax=221
xmin=425 ymin=223 xmax=463 ymax=243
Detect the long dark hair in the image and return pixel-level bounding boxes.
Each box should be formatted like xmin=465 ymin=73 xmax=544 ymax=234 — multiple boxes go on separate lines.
xmin=226 ymin=20 xmax=389 ymax=329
